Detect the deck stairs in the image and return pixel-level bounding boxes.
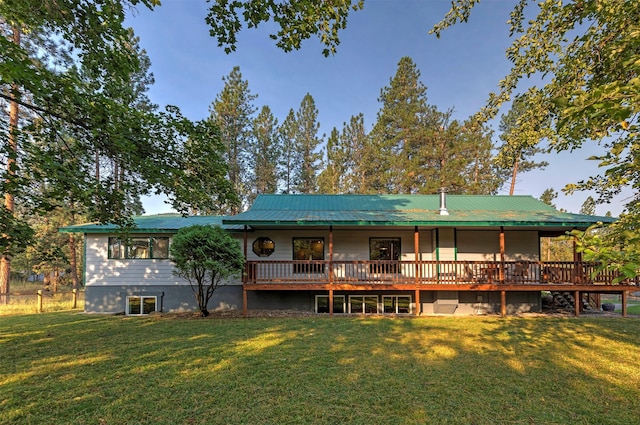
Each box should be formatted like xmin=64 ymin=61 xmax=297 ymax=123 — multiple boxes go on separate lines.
xmin=551 ymin=291 xmax=597 ymax=311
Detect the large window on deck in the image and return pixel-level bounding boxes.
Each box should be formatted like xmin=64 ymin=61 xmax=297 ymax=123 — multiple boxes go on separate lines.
xmin=369 ymin=238 xmax=401 ymax=274
xmin=293 ymin=238 xmax=325 ymax=274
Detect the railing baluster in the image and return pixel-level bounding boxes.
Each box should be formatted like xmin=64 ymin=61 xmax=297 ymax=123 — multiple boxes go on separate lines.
xmin=244 ymin=259 xmax=637 ymax=287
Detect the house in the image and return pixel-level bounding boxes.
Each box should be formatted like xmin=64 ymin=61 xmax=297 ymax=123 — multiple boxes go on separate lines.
xmin=60 ymin=193 xmax=638 ymax=316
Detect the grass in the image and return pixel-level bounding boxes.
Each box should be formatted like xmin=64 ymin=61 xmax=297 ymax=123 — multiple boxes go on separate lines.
xmin=601 ymin=293 xmax=640 ymax=315
xmin=0 ymin=292 xmax=83 ymax=316
xmin=0 ymin=283 xmax=84 ymax=315
xmin=1 ymin=313 xmax=639 ymax=424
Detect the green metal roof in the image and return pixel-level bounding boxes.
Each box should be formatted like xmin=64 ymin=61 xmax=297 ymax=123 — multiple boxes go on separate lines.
xmin=221 ymin=194 xmax=615 ymax=229
xmin=59 ymin=195 xmax=616 ymax=233
xmin=59 ymin=214 xmax=243 ymax=234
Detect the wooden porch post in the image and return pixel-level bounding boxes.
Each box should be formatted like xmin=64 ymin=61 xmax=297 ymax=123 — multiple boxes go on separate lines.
xmin=573 ymin=233 xmax=581 ymax=283
xmin=622 ymin=291 xmax=628 ymax=318
xmin=329 ymin=225 xmax=334 ymax=316
xmin=243 ymin=289 xmax=248 ymax=317
xmin=574 ymin=290 xmax=580 ymax=317
xmin=500 ymin=290 xmax=506 ymax=317
xmin=414 ymin=226 xmax=420 ymax=315
xmin=243 ymin=225 xmax=248 ymax=317
xmin=499 ymin=226 xmax=505 ymax=284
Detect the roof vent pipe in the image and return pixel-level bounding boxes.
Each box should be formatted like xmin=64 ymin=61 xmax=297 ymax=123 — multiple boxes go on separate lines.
xmin=438 ymin=187 xmax=449 ymax=216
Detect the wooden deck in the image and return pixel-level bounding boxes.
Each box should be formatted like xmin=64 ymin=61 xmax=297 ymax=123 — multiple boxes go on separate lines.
xmin=245 ymin=260 xmax=638 ymax=287
xmin=243 ymin=260 xmax=638 ymax=317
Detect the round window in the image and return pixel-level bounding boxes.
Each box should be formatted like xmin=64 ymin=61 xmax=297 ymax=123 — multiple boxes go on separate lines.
xmin=252 ymin=237 xmax=275 ymax=257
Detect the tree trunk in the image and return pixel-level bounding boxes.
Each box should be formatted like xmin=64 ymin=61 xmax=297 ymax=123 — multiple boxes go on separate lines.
xmin=69 ymin=234 xmax=80 ymax=289
xmin=1 ymin=26 xmax=21 ymax=305
xmin=68 ymin=202 xmax=80 ymax=290
xmin=509 ymin=156 xmax=519 ymax=195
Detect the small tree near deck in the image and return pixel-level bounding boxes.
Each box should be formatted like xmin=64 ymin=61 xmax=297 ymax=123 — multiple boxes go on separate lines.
xmin=171 ymin=225 xmax=244 ymax=317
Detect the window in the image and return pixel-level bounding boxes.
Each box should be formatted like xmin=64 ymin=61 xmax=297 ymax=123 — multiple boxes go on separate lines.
xmin=293 ymin=238 xmax=324 ymax=274
xmin=152 ymin=237 xmax=169 ymax=259
xmin=253 ymin=237 xmax=275 ymax=257
xmin=126 ymin=296 xmax=157 ymax=315
xmin=383 ymin=295 xmax=412 ymax=314
xmin=349 ymin=295 xmax=378 ymax=314
xmin=108 ymin=237 xmax=170 ymax=259
xmin=370 ymin=238 xmax=401 ymax=274
xmin=315 ymin=295 xmax=345 ymax=313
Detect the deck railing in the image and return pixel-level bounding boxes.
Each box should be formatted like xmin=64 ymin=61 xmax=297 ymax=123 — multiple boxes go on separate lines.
xmin=245 ymin=260 xmax=639 ymax=286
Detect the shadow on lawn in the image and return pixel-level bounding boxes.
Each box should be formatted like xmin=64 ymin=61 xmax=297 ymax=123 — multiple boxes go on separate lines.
xmin=1 ymin=313 xmax=639 ymax=424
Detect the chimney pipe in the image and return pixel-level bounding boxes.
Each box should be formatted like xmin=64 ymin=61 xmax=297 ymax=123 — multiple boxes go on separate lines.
xmin=439 ymin=187 xmax=449 ymax=216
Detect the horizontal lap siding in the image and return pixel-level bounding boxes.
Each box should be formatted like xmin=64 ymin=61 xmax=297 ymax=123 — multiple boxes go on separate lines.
xmin=85 ymin=234 xmax=243 ymax=287
xmin=247 ymin=229 xmax=434 ymax=262
xmin=456 ymin=230 xmax=539 ymax=261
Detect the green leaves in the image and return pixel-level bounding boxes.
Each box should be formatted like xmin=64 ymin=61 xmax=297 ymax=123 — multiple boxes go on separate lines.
xmin=170 ymin=225 xmax=245 ymax=316
xmin=206 ymin=0 xmax=364 ymax=56
xmin=436 ymin=0 xmax=640 ymax=273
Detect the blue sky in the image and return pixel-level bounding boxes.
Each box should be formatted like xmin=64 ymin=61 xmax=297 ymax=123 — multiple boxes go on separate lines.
xmin=125 ymin=0 xmax=626 ymax=216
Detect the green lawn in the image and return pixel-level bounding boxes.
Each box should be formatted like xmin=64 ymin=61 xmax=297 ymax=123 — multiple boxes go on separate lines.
xmin=1 ymin=313 xmax=639 ymax=425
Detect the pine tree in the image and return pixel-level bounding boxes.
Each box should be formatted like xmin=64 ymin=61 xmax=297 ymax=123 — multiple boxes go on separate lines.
xmin=209 ymin=66 xmax=257 ymax=213
xmin=457 ymin=118 xmax=503 ymax=194
xmin=340 ymin=113 xmax=371 ymax=194
xmin=495 ymin=95 xmax=549 ymax=195
xmin=247 ymin=105 xmax=280 ymax=202
xmin=370 ymin=56 xmax=429 ymax=193
xmin=278 ymin=109 xmax=300 ymax=194
xmin=580 ymin=196 xmax=596 ymax=215
xmin=371 ymin=57 xmax=500 ymax=195
xmin=540 ymin=188 xmax=558 ymax=208
xmin=294 ymin=93 xmax=323 ymax=194
xmin=317 ymin=127 xmax=342 ymax=194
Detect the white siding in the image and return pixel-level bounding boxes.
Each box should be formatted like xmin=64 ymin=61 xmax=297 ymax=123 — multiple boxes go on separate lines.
xmin=246 ymin=228 xmax=434 ymax=261
xmin=85 ymin=233 xmax=244 ymax=287
xmin=456 ymin=230 xmax=539 ymax=261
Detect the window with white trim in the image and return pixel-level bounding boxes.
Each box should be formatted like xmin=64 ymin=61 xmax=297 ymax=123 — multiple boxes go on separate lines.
xmin=126 ymin=296 xmax=157 ymax=315
xmin=349 ymin=295 xmax=378 ymax=314
xmin=383 ymin=295 xmax=412 ymax=314
xmin=315 ymin=295 xmax=345 ymax=313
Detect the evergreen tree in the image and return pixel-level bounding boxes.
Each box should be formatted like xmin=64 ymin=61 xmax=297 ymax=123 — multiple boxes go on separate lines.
xmin=209 ymin=66 xmax=257 ymax=213
xmin=247 ymin=105 xmax=280 ymax=202
xmin=540 ymin=188 xmax=558 ymax=208
xmin=580 ymin=196 xmax=596 ymax=216
xmin=278 ymin=109 xmax=300 ymax=194
xmin=317 ymin=127 xmax=342 ymax=194
xmin=456 ymin=118 xmax=503 ymax=194
xmin=495 ymin=95 xmax=549 ymax=195
xmin=340 ymin=113 xmax=371 ymax=194
xmin=371 ymin=57 xmax=500 ymax=195
xmin=294 ymin=93 xmax=323 ymax=194
xmin=370 ymin=56 xmax=429 ymax=193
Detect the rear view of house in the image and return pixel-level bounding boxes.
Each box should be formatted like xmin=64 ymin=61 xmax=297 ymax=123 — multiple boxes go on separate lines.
xmin=61 ymin=194 xmax=637 ymax=316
